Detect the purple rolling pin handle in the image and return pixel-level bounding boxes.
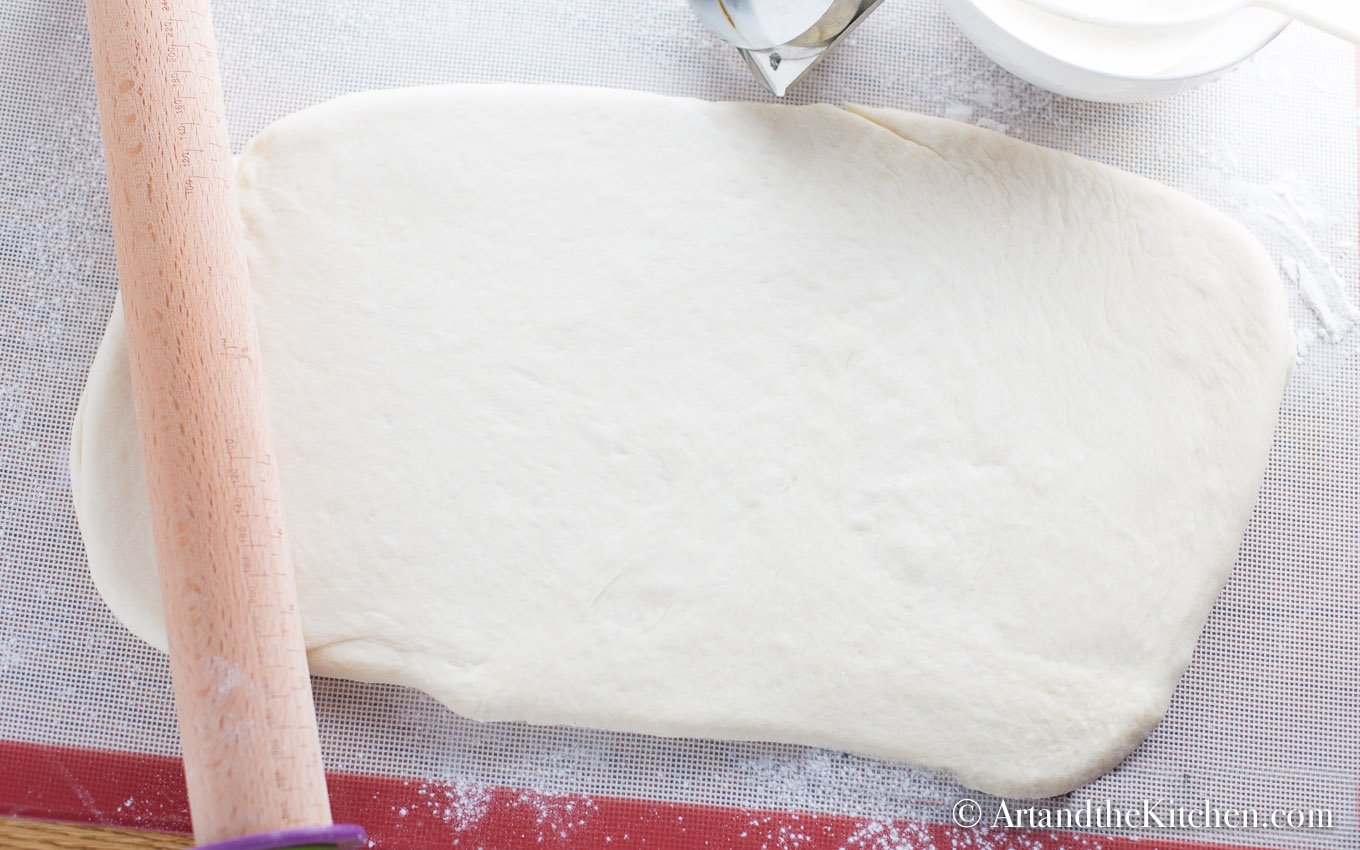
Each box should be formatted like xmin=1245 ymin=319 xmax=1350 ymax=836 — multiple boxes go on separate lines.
xmin=194 ymin=824 xmax=368 ymax=850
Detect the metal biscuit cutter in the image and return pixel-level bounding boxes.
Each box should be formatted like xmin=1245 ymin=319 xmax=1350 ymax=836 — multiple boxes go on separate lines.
xmin=688 ymin=0 xmax=886 ymax=95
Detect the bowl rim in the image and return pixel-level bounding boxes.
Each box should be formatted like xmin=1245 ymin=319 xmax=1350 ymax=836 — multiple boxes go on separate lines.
xmin=954 ymin=0 xmax=1292 ymax=84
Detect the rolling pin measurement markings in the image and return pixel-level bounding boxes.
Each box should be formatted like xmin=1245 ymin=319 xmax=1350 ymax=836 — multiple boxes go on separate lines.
xmin=219 ymin=338 xmax=252 ymax=361
xmin=153 ymin=7 xmax=281 ymax=588
xmin=158 ymin=9 xmax=229 ymax=196
xmin=224 ymin=437 xmax=285 ymax=603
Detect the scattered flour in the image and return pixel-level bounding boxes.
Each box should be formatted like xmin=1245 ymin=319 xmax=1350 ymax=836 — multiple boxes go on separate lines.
xmin=514 ymin=789 xmax=600 ymax=841
xmin=410 ymin=778 xmax=493 ymax=832
xmin=1184 ymin=169 xmax=1359 ymax=357
xmin=944 ymin=102 xmax=976 ymax=123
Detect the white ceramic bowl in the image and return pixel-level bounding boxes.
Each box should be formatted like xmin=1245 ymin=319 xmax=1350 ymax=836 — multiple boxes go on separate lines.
xmin=938 ymin=0 xmax=1291 ymax=102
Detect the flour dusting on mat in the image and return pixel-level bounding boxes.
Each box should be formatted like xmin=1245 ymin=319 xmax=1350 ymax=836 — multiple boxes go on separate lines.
xmin=1184 ymin=168 xmax=1359 ymax=356
xmin=843 ymin=819 xmax=937 ymax=850
xmin=411 ymin=779 xmax=493 ymax=832
xmin=515 ymin=789 xmax=601 ymax=842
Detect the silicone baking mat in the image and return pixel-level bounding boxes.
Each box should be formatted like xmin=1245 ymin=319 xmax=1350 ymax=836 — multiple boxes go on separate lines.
xmin=1 ymin=1 xmax=1357 ymax=848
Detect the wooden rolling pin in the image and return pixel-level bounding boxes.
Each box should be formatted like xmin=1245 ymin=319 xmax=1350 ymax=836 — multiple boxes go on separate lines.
xmin=86 ymin=2 xmax=363 ymax=848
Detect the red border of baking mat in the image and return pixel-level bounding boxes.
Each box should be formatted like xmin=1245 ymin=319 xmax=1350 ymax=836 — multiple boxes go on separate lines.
xmin=0 ymin=739 xmax=1295 ymax=850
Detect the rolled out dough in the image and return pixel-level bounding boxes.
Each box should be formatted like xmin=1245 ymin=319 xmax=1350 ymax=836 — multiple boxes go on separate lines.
xmin=72 ymin=84 xmax=1293 ymax=797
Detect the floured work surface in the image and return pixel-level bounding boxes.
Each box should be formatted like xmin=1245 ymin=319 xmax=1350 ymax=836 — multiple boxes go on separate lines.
xmin=2 ymin=1 xmax=1358 ymax=847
